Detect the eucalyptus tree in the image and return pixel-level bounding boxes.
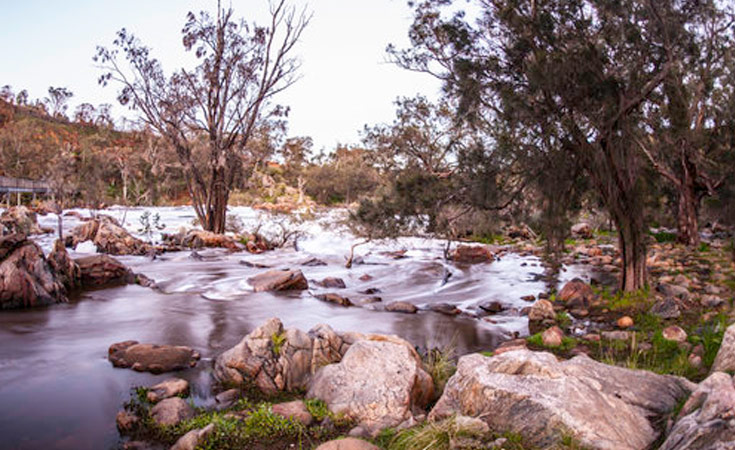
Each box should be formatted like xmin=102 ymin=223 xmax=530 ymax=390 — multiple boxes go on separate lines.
xmin=635 ymin=1 xmax=735 ymax=246
xmin=95 ymin=1 xmax=309 ymax=233
xmin=393 ymin=0 xmax=719 ymax=291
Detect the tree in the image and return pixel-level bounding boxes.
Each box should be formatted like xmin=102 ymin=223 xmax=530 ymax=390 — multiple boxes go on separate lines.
xmin=45 ymin=86 xmax=73 ymax=119
xmin=74 ymin=103 xmax=97 ymax=124
xmin=635 ymin=2 xmax=735 ymax=246
xmin=95 ymin=1 xmax=310 ymax=233
xmin=394 ymin=0 xmax=711 ymax=291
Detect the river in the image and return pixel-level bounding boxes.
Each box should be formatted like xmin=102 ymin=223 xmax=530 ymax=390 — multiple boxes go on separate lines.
xmin=0 ymin=206 xmax=589 ymax=449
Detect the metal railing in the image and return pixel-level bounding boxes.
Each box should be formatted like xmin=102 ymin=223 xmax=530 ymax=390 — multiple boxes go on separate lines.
xmin=0 ymin=176 xmax=50 ymax=194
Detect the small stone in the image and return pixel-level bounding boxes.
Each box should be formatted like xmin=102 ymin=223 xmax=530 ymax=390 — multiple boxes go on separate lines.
xmin=430 ymin=303 xmax=461 ymax=316
xmin=521 ymin=295 xmax=535 ymax=302
xmin=215 ymin=388 xmax=240 ymax=409
xmin=315 ymin=293 xmax=352 ymax=307
xmin=360 ymin=296 xmax=382 ymax=304
xmin=385 ymin=301 xmax=418 ymax=314
xmin=316 ymin=277 xmax=346 ymax=289
xmin=673 ymin=274 xmax=690 ymax=288
xmin=493 ymin=339 xmax=528 ymax=355
xmin=542 ymin=326 xmax=564 ymax=347
xmin=528 ymin=300 xmax=556 ymax=322
xmin=171 ymin=424 xmax=215 ymax=450
xmin=602 ymin=330 xmax=631 ymax=341
xmin=662 ymin=325 xmax=688 ymax=343
xmin=479 ymin=300 xmax=504 ymax=313
xmin=617 ymin=316 xmax=634 ymax=329
xmin=116 ymin=410 xmax=139 ymax=433
xmin=147 ymin=378 xmax=189 ymax=403
xmin=582 ymin=333 xmax=601 ymax=342
xmin=271 ymin=400 xmax=313 ymax=426
xmin=688 ymin=354 xmax=702 ymax=368
xmin=701 ymin=295 xmax=725 ymax=308
xmin=650 ymin=298 xmax=681 ymax=319
xmin=455 ymin=415 xmax=490 ymax=434
xmin=315 ymin=437 xmax=380 ymax=450
xmin=358 ymin=274 xmax=373 ymax=281
xmin=150 ymin=397 xmax=195 ymax=426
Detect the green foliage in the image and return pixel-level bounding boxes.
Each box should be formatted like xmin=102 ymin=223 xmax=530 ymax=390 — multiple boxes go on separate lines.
xmin=698 ymin=242 xmax=711 ymax=253
xmin=138 ymin=210 xmax=165 ymax=243
xmin=556 ymin=311 xmax=572 ymax=329
xmin=596 ymin=332 xmax=698 ymax=379
xmin=270 ymin=331 xmax=287 ymax=356
xmin=596 ymin=287 xmax=651 ymax=312
xmin=651 ymin=231 xmax=677 ymax=243
xmin=689 ymin=313 xmax=728 ymax=369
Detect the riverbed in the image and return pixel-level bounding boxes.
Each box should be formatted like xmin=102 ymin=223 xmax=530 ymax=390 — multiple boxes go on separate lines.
xmin=0 ymin=206 xmax=590 ymax=449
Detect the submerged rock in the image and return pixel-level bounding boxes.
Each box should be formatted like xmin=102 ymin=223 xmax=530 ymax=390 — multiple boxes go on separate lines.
xmin=315 ymin=293 xmax=352 ymax=307
xmin=385 ymin=301 xmax=418 ymax=314
xmin=430 ymin=302 xmax=461 ymax=316
xmin=108 ymin=341 xmax=200 ymax=373
xmin=660 ymin=372 xmax=735 ymax=450
xmin=451 ymin=245 xmax=494 ymax=264
xmin=315 ymin=277 xmax=347 ymax=289
xmin=0 ymin=234 xmax=66 ymax=309
xmin=248 ymin=269 xmax=308 ymax=292
xmin=308 ymin=338 xmax=434 ymax=436
xmin=430 ymin=350 xmax=693 ymax=450
xmin=75 ymin=254 xmax=135 ymax=287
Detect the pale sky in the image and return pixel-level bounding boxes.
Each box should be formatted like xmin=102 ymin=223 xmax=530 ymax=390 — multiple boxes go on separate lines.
xmin=0 ymin=0 xmax=442 ymax=151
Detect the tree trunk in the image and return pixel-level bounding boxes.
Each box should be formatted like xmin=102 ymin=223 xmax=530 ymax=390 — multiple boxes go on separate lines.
xmin=675 ymin=167 xmax=700 ymax=247
xmin=206 ymin=168 xmax=228 ymax=234
xmin=616 ymin=211 xmax=647 ymax=292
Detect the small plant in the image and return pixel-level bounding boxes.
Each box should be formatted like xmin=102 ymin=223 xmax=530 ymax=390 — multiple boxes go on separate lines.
xmin=423 ymin=344 xmax=457 ymax=399
xmin=526 ymin=332 xmax=578 ymax=352
xmin=138 ymin=211 xmax=165 ymax=243
xmin=556 ymin=311 xmax=572 ymax=329
xmin=271 ymin=331 xmax=287 ymax=356
xmin=698 ymin=242 xmax=711 ymax=253
xmin=651 ymin=230 xmax=677 ymax=243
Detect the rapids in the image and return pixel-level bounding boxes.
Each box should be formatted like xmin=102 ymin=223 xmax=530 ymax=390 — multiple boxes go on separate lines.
xmin=0 ymin=206 xmax=590 ymax=449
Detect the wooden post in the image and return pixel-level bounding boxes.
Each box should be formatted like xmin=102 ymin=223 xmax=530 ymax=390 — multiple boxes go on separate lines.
xmin=16 ymin=192 xmax=20 ymax=206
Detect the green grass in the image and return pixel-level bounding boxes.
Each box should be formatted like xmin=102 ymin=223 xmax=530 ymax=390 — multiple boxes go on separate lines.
xmin=595 ymin=286 xmax=651 ymax=312
xmin=271 ymin=331 xmax=287 ymax=356
xmin=526 ymin=332 xmax=577 ymax=352
xmin=556 ymin=311 xmax=572 ymax=329
xmin=698 ymin=242 xmax=711 ymax=253
xmin=422 ymin=345 xmax=457 ymax=399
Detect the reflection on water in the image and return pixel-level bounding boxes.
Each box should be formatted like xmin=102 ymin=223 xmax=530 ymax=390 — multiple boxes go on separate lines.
xmin=0 ymin=206 xmax=593 ymax=449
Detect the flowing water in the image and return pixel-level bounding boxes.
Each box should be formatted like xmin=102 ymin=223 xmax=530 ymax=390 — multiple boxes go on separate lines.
xmin=0 ymin=206 xmax=590 ymax=449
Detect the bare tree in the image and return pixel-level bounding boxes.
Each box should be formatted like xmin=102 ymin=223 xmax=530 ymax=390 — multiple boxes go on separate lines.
xmin=45 ymin=86 xmax=73 ymax=119
xmin=95 ymin=1 xmax=310 ymax=233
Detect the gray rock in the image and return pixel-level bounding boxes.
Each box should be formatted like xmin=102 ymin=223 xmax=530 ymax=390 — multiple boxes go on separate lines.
xmin=479 ymin=300 xmax=505 ymax=313
xmin=650 ymin=298 xmax=681 ymax=319
xmin=385 ymin=301 xmax=418 ymax=314
xmin=430 ymin=302 xmax=461 ymax=316
xmin=657 ymin=283 xmax=691 ymax=301
xmin=701 ymin=295 xmax=725 ymax=308
xmin=430 ymin=350 xmax=693 ymax=450
xmin=150 ymin=397 xmax=195 ymax=426
xmin=660 ymin=372 xmax=735 ymax=450
xmin=171 ymin=424 xmax=215 ymax=450
xmin=711 ymin=323 xmax=735 ymax=373
xmin=308 ymin=338 xmax=434 ymax=436
xmin=316 ymin=277 xmax=346 ymax=289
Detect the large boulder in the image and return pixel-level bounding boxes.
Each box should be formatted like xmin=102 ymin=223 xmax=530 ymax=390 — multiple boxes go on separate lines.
xmin=75 ymin=254 xmax=135 ymax=287
xmin=0 ymin=206 xmax=44 ymax=235
xmin=660 ymin=372 xmax=735 ymax=450
xmin=108 ymin=340 xmax=201 ymax=373
xmin=0 ymin=234 xmax=66 ymax=309
xmin=307 ymin=338 xmax=434 ymax=436
xmin=711 ymin=323 xmax=735 ymax=373
xmin=429 ymin=350 xmax=693 ymax=450
xmin=149 ymin=397 xmax=195 ymax=426
xmin=248 ymin=269 xmax=308 ymax=292
xmin=214 ymin=318 xmax=345 ymax=394
xmin=571 ymin=222 xmax=593 ymax=239
xmin=47 ymin=239 xmax=80 ymax=290
xmin=450 ymin=245 xmax=494 ymax=264
xmin=67 ymin=216 xmax=153 ymax=256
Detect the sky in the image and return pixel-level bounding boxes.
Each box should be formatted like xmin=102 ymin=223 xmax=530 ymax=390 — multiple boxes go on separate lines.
xmin=0 ymin=0 xmax=442 ymax=151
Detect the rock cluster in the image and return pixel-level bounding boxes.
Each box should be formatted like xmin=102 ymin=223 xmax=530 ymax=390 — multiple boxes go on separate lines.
xmin=0 ymin=206 xmax=46 ymax=235
xmin=162 ymin=229 xmax=244 ymax=251
xmin=66 ymin=215 xmax=153 ymax=255
xmin=0 ymin=234 xmax=66 ymax=309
